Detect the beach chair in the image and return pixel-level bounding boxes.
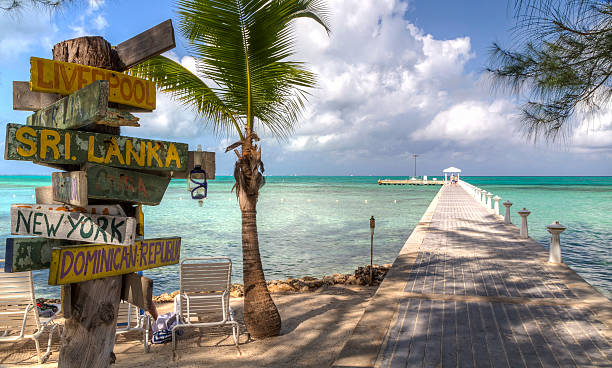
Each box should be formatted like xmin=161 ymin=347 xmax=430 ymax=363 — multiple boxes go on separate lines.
xmin=115 ymin=300 xmax=151 ymax=352
xmin=172 ymin=257 xmax=240 ymax=352
xmin=0 ymin=260 xmax=60 ymax=364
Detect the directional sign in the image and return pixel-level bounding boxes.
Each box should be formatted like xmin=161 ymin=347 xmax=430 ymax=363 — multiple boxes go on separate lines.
xmin=115 ymin=19 xmax=175 ymax=70
xmin=52 ymin=171 xmax=88 ymax=206
xmin=4 ymin=237 xmax=62 ymax=272
xmin=89 ymin=165 xmax=171 ymax=205
xmin=11 ymin=204 xmax=136 ymax=246
xmin=5 ymin=123 xmax=187 ymax=171
xmin=52 ymin=166 xmax=170 ymax=206
xmin=13 ymin=81 xmax=60 ymax=111
xmin=30 ymin=57 xmax=156 ymax=110
xmin=26 ymin=80 xmax=139 ymax=130
xmin=48 ymin=237 xmax=181 ymax=285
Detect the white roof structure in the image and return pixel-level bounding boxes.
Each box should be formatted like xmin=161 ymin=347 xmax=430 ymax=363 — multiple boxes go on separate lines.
xmin=443 ymin=166 xmax=462 ymax=173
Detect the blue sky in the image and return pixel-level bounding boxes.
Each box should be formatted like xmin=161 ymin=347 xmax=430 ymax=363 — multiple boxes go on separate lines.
xmin=1 ymin=0 xmax=610 ymax=176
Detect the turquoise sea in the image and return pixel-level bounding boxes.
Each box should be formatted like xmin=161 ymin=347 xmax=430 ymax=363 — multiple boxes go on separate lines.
xmin=0 ymin=176 xmax=610 ymax=300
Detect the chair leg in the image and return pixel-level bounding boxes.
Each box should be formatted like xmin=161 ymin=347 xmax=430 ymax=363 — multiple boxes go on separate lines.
xmin=172 ymin=326 xmax=177 ymax=351
xmin=232 ymin=322 xmax=241 ymax=356
xmin=144 ymin=315 xmax=150 ymax=353
xmin=32 ymin=336 xmax=42 ymax=364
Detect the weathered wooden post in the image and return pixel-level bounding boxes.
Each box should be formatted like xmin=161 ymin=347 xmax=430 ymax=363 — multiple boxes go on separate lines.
xmin=493 ymin=195 xmax=501 ymax=215
xmin=518 ymin=208 xmax=531 ymax=239
xmin=546 ymin=221 xmax=566 ymax=263
xmin=503 ymin=200 xmax=513 ymax=224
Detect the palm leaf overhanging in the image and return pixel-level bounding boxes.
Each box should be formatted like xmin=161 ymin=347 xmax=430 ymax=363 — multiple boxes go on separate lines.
xmin=130 ymin=0 xmax=330 ymax=339
xmin=131 ymin=0 xmax=330 ymax=139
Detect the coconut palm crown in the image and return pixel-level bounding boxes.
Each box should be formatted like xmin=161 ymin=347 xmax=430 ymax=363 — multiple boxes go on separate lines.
xmin=130 ymin=0 xmax=330 ymax=338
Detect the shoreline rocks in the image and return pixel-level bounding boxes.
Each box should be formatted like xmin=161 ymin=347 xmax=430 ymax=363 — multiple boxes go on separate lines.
xmin=155 ymin=263 xmax=392 ymax=301
xmin=36 ymin=264 xmax=393 ymax=305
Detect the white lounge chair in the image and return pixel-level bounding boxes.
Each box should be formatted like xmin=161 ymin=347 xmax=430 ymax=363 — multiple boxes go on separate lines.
xmin=0 ymin=260 xmax=60 ymax=364
xmin=115 ymin=300 xmax=150 ymax=353
xmin=172 ymin=257 xmax=240 ymax=352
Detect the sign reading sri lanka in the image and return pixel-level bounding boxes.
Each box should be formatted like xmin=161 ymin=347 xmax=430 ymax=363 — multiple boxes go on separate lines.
xmin=4 ymin=123 xmax=187 ymax=171
xmin=30 ymin=57 xmax=156 ymax=110
xmin=48 ymin=237 xmax=181 ymax=285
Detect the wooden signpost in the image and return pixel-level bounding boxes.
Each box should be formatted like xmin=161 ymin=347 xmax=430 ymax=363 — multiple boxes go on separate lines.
xmin=26 ymin=80 xmax=139 ymax=130
xmin=52 ymin=165 xmax=171 ymax=207
xmin=30 ymin=57 xmax=157 ymax=110
xmin=11 ymin=204 xmax=136 ymax=246
xmin=48 ymin=237 xmax=181 ymax=285
xmin=5 ymin=123 xmax=188 ymax=171
xmin=4 ymin=237 xmax=62 ymax=272
xmin=2 ymin=19 xmax=207 ymax=367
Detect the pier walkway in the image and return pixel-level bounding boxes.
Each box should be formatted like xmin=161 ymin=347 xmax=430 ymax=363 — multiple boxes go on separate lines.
xmin=333 ymin=184 xmax=612 ymax=367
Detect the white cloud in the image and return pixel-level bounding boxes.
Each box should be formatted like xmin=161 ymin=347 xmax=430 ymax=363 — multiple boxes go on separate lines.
xmin=412 ymin=100 xmax=518 ymax=144
xmin=93 ymin=15 xmax=108 ymax=31
xmin=0 ymin=10 xmax=56 ymax=60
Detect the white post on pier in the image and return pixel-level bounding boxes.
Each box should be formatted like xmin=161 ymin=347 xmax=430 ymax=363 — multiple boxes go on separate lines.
xmin=493 ymin=195 xmax=501 ymax=215
xmin=518 ymin=208 xmax=531 ymax=239
xmin=444 ymin=173 xmax=447 ymax=184
xmin=547 ymin=221 xmax=566 ymax=264
xmin=486 ymin=192 xmax=493 ymax=210
xmin=503 ymin=200 xmax=513 ymax=224
xmin=480 ymin=189 xmax=486 ymax=204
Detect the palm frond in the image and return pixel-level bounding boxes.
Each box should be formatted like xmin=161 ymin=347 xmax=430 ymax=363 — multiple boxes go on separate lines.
xmin=129 ymin=55 xmax=244 ymax=139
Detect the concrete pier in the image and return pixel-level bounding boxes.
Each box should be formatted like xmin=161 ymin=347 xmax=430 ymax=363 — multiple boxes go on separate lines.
xmin=333 ymin=184 xmax=612 ymax=368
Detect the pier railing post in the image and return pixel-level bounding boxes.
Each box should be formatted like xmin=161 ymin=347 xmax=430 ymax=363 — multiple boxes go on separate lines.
xmin=486 ymin=192 xmax=493 ymax=210
xmin=518 ymin=208 xmax=531 ymax=238
xmin=547 ymin=221 xmax=566 ymax=263
xmin=493 ymin=195 xmax=501 ymax=215
xmin=480 ymin=189 xmax=486 ymax=204
xmin=503 ymin=200 xmax=513 ymax=224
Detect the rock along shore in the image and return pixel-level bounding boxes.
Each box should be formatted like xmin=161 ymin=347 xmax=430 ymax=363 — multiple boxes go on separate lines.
xmin=153 ymin=263 xmax=392 ymax=302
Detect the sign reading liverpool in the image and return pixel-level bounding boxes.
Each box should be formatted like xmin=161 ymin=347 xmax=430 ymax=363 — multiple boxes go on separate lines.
xmin=30 ymin=57 xmax=156 ymax=110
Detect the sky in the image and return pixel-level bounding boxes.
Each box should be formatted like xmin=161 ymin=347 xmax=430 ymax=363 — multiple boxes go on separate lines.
xmin=0 ymin=0 xmax=610 ymax=176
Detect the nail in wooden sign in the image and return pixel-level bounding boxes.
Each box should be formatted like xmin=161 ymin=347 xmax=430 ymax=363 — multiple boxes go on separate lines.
xmin=11 ymin=204 xmax=136 ymax=246
xmin=26 ymin=80 xmax=140 ymax=130
xmin=30 ymin=57 xmax=156 ymax=110
xmin=48 ymin=237 xmax=181 ymax=285
xmin=4 ymin=237 xmax=62 ymax=272
xmin=5 ymin=123 xmax=187 ymax=171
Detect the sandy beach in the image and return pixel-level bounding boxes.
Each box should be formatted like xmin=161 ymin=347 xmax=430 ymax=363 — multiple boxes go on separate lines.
xmin=0 ymin=284 xmax=375 ymax=367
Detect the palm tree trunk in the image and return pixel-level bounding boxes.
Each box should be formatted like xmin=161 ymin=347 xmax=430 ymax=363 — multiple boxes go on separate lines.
xmin=236 ymin=141 xmax=281 ymax=339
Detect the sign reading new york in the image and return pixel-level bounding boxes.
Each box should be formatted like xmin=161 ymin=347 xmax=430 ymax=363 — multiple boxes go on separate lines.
xmin=30 ymin=57 xmax=156 ymax=110
xmin=5 ymin=123 xmax=187 ymax=171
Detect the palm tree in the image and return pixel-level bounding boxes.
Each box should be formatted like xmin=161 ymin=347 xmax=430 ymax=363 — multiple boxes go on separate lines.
xmin=131 ymin=0 xmax=329 ymax=338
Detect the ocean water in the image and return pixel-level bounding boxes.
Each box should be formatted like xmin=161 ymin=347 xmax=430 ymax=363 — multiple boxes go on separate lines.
xmin=0 ymin=176 xmax=609 ymax=300
xmin=463 ymin=176 xmax=611 ymax=299
xmin=0 ymin=176 xmax=438 ymax=298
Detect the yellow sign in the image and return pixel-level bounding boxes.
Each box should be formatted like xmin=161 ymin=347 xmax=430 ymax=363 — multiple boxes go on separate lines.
xmin=30 ymin=57 xmax=156 ymax=110
xmin=48 ymin=237 xmax=181 ymax=285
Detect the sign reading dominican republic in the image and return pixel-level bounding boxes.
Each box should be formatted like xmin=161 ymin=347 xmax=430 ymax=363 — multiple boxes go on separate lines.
xmin=11 ymin=204 xmax=136 ymax=246
xmin=48 ymin=237 xmax=181 ymax=285
xmin=4 ymin=123 xmax=187 ymax=171
xmin=30 ymin=57 xmax=156 ymax=110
